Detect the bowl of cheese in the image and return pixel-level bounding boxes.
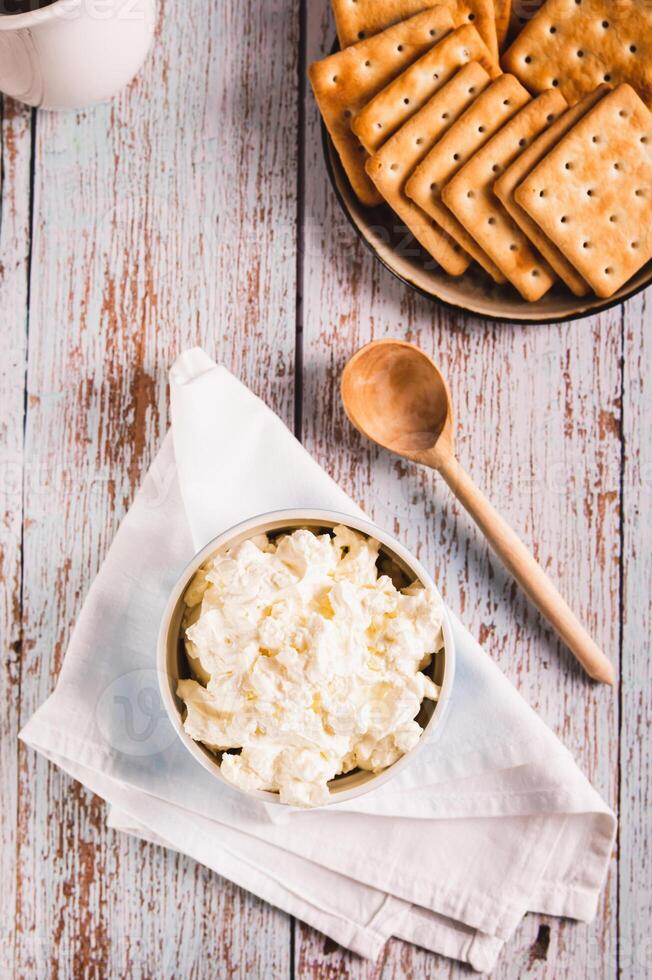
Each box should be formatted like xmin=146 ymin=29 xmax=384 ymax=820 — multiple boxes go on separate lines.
xmin=158 ymin=510 xmax=455 ymax=808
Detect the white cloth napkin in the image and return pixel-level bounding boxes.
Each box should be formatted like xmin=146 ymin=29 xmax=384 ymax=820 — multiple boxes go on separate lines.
xmin=20 ymin=348 xmax=615 ymax=973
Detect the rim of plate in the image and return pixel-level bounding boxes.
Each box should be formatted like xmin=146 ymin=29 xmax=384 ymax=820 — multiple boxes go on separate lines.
xmin=318 ymin=62 xmax=652 ymax=324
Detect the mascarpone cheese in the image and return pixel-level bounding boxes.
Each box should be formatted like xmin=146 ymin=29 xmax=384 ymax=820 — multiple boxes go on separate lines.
xmin=177 ymin=525 xmax=444 ymax=807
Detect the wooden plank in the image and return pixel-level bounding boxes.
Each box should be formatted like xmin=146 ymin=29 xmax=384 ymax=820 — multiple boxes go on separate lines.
xmin=620 ymin=291 xmax=652 ymax=979
xmin=14 ymin=0 xmax=297 ymax=974
xmin=0 ymin=94 xmax=32 ymax=979
xmin=300 ymin=2 xmax=621 ymax=973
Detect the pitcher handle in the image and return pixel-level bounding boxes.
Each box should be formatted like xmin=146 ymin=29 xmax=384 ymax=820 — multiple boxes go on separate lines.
xmin=0 ymin=30 xmax=43 ymax=105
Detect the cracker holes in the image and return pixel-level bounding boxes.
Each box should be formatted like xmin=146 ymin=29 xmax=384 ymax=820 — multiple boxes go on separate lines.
xmin=332 ymin=75 xmax=338 ymax=83
xmin=453 ymin=152 xmax=460 ymax=160
xmin=592 ymin=135 xmax=600 ymax=143
xmin=403 ymin=98 xmax=410 ymax=105
xmin=604 ymin=266 xmax=613 ymax=275
xmin=469 ymin=87 xmax=476 ymax=95
xmin=577 ymin=50 xmax=584 ymax=58
xmin=641 ymin=136 xmax=649 ymax=144
xmin=397 ymin=44 xmax=404 ymax=52
xmin=614 ymin=161 xmax=622 ymax=171
xmin=631 ymin=241 xmax=640 ymax=249
xmin=549 ymin=25 xmax=557 ymax=33
xmin=478 ymin=125 xmax=486 ymax=133
xmin=630 ymin=44 xmax=637 ymax=53
xmin=430 ymin=182 xmax=438 ymax=191
xmin=468 ymin=12 xmax=475 ymax=20
xmin=343 ymin=109 xmax=352 ymax=119
xmin=357 ymin=32 xmax=364 ymax=40
xmin=487 ymin=216 xmax=496 ymax=225
xmin=619 ymin=109 xmax=628 ymax=117
xmin=538 ymin=189 xmax=546 ymax=197
xmin=467 ymin=190 xmax=475 ymax=198
xmin=491 ymin=164 xmax=500 ymax=173
xmin=416 ymin=137 xmax=423 ymax=145
xmin=546 ymin=114 xmax=555 ymax=123
xmin=509 ymin=243 xmax=518 ymax=251
xmin=518 ymin=138 xmax=527 ymax=147
xmin=604 ymin=73 xmax=612 ymax=82
xmin=582 ymin=241 xmax=591 ymax=249
xmin=364 ymin=60 xmax=371 ymax=67
xmin=503 ymin=99 xmax=511 ymax=106
xmin=564 ymin=161 xmax=573 ymax=170
xmin=560 ymin=215 xmax=568 ymax=223
xmin=442 ymin=112 xmax=450 ymax=120
xmin=635 ymin=188 xmax=644 ymax=196
xmin=433 ymin=73 xmax=440 ymax=80
xmin=376 ymin=122 xmax=383 ymax=129
xmin=390 ymin=163 xmax=398 ymax=171
xmin=609 ymin=214 xmax=617 ymax=222
xmin=601 ymin=20 xmax=609 ymax=28
xmin=587 ymin=188 xmax=594 ymax=196
xmin=552 ymin=78 xmax=559 ymax=87
xmin=429 ymin=29 xmax=437 ymax=36
xmin=531 ymin=269 xmax=540 ymax=277
xmin=525 ymin=55 xmax=532 ymax=64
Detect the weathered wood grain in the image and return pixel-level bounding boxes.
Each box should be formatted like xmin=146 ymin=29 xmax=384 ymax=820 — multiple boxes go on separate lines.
xmin=0 ymin=95 xmax=32 ymax=980
xmin=620 ymin=290 xmax=652 ymax=980
xmin=12 ymin=0 xmax=296 ymax=975
xmin=2 ymin=0 xmax=649 ymax=973
xmin=299 ymin=1 xmax=621 ymax=975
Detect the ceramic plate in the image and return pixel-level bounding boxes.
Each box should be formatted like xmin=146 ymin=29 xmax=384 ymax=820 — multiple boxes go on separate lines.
xmin=321 ymin=116 xmax=652 ymax=324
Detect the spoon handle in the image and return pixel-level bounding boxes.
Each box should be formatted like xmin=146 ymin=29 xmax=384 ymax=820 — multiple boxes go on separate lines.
xmin=436 ymin=454 xmax=614 ymax=685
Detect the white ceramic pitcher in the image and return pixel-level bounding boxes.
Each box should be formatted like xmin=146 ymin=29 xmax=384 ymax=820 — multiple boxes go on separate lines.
xmin=0 ymin=0 xmax=156 ymax=109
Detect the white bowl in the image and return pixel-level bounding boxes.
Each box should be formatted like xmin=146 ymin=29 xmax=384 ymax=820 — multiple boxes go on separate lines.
xmin=157 ymin=509 xmax=455 ymax=807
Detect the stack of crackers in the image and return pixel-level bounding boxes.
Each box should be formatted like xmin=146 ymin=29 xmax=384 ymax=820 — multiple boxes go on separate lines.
xmin=309 ymin=0 xmax=652 ymax=302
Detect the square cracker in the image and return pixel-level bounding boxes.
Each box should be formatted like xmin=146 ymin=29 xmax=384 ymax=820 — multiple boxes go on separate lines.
xmin=502 ymin=0 xmax=652 ymax=108
xmin=365 ymin=63 xmax=493 ymax=274
xmin=309 ymin=7 xmax=455 ymax=206
xmin=404 ymin=74 xmax=532 ymax=281
xmin=332 ymin=0 xmax=499 ymax=60
xmin=442 ymin=90 xmax=567 ymax=300
xmin=515 ymin=83 xmax=652 ymax=298
xmin=352 ymin=23 xmax=500 ymax=154
xmin=494 ymin=85 xmax=609 ymax=295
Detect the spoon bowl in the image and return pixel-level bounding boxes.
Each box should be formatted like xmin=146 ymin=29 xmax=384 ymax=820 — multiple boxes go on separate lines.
xmin=341 ymin=340 xmax=454 ymax=463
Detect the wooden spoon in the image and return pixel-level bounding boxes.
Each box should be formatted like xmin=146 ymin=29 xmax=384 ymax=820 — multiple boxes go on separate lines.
xmin=341 ymin=338 xmax=614 ymax=686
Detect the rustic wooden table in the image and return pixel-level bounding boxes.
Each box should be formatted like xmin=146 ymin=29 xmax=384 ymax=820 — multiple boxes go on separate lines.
xmin=1 ymin=1 xmax=649 ymax=977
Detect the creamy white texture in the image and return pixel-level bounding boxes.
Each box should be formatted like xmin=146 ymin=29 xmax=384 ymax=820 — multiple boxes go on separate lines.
xmin=177 ymin=525 xmax=444 ymax=807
